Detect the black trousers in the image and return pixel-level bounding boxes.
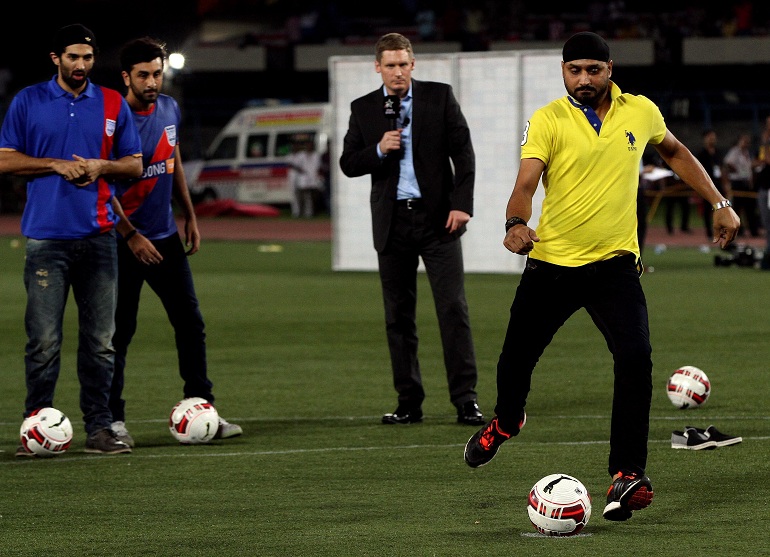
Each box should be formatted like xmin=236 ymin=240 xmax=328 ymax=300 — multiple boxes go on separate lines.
xmin=110 ymin=233 xmax=213 ymax=422
xmin=731 ymin=179 xmax=760 ymax=236
xmin=377 ymin=204 xmax=478 ymax=409
xmin=494 ymin=254 xmax=653 ymax=477
xmin=664 ymin=195 xmax=691 ymax=233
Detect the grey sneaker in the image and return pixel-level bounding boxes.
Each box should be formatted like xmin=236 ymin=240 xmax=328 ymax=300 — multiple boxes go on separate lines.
xmin=111 ymin=421 xmax=135 ymax=448
xmin=671 ymin=428 xmax=717 ymax=450
xmin=213 ymin=417 xmax=243 ymax=439
xmin=84 ymin=428 xmax=132 ymax=454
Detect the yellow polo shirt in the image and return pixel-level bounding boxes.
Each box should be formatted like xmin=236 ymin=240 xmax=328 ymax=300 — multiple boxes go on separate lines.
xmin=522 ymin=81 xmax=667 ymax=266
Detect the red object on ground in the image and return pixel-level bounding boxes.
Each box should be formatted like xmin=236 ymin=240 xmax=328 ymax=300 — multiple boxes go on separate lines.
xmin=193 ymin=199 xmax=281 ymax=218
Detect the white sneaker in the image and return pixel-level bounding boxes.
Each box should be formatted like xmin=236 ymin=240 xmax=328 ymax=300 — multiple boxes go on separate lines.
xmin=214 ymin=417 xmax=243 ymax=439
xmin=111 ymin=421 xmax=135 ymax=448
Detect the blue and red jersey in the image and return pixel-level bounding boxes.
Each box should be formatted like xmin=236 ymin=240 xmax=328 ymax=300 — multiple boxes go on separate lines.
xmin=113 ymin=94 xmax=180 ymax=241
xmin=0 ymin=75 xmax=142 ymax=239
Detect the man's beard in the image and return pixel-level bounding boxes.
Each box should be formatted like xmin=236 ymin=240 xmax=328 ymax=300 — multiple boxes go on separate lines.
xmin=571 ymin=83 xmax=606 ymax=108
xmin=141 ymin=90 xmax=159 ymax=103
xmin=62 ymin=72 xmax=88 ymax=90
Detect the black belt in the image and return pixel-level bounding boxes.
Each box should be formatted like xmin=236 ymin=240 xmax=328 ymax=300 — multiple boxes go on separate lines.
xmin=396 ymin=198 xmax=424 ymax=209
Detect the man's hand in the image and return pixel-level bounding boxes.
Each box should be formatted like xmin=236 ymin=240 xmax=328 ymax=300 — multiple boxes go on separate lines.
xmin=51 ymin=158 xmax=89 ymax=184
xmin=379 ymin=130 xmax=403 ymax=155
xmin=69 ymin=154 xmax=105 ymax=186
xmin=503 ymin=224 xmax=539 ymax=255
xmin=183 ymin=219 xmax=201 ymax=256
xmin=712 ymin=206 xmax=741 ymax=249
xmin=128 ymin=233 xmax=164 ymax=265
xmin=445 ymin=210 xmax=470 ymax=234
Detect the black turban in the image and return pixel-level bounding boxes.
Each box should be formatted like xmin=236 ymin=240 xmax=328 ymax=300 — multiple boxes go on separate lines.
xmin=52 ymin=24 xmax=98 ymax=54
xmin=562 ymin=32 xmax=609 ymax=63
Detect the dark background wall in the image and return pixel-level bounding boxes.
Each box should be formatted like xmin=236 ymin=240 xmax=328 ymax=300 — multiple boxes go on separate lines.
xmin=1 ymin=0 xmax=768 ymax=210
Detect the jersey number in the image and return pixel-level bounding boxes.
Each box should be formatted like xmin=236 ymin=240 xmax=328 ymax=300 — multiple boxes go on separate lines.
xmin=521 ymin=120 xmax=530 ymax=147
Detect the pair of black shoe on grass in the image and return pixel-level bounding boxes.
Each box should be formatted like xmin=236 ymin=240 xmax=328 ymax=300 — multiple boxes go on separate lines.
xmin=671 ymin=425 xmax=742 ymax=450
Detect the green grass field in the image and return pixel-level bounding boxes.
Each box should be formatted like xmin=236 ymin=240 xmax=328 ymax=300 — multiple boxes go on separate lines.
xmin=0 ymin=235 xmax=768 ymax=556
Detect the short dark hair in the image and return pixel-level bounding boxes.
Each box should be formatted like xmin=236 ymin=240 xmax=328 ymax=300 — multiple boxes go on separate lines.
xmin=375 ymin=33 xmax=413 ymax=63
xmin=119 ymin=37 xmax=167 ymax=73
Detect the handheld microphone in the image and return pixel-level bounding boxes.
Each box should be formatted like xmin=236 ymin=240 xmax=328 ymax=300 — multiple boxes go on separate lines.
xmin=383 ymin=95 xmax=400 ymax=130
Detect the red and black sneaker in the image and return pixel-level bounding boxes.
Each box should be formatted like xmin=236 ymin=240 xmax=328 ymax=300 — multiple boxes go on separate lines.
xmin=603 ymin=471 xmax=654 ymax=521
xmin=463 ymin=413 xmax=525 ymax=468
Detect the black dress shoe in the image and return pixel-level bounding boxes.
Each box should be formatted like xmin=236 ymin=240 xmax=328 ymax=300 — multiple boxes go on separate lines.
xmin=382 ymin=406 xmax=423 ymax=424
xmin=457 ymin=401 xmax=485 ymax=426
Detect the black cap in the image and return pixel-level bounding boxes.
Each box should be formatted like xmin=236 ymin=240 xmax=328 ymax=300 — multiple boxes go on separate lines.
xmin=52 ymin=24 xmax=98 ymax=54
xmin=562 ymin=32 xmax=609 ymax=63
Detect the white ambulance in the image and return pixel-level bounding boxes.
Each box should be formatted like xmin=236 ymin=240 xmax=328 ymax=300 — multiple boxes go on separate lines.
xmin=186 ymin=102 xmax=331 ymax=206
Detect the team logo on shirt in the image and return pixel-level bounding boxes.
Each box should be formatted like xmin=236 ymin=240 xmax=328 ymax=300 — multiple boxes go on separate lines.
xmin=625 ymin=130 xmax=637 ymax=151
xmin=165 ymin=125 xmax=177 ymax=147
xmin=105 ymin=119 xmax=116 ymax=137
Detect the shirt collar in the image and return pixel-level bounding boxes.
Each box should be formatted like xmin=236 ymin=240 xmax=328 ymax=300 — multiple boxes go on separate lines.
xmin=47 ymin=74 xmax=96 ymax=99
xmin=381 ymin=83 xmax=413 ymax=101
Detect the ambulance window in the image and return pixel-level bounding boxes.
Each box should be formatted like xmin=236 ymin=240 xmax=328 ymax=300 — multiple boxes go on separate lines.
xmin=247 ymin=135 xmax=268 ymax=159
xmin=276 ymin=132 xmax=316 ymax=157
xmin=210 ymin=135 xmax=238 ymax=160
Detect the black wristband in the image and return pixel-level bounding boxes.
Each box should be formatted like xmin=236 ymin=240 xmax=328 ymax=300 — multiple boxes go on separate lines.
xmin=124 ymin=229 xmax=137 ymax=241
xmin=505 ymin=216 xmax=527 ymax=232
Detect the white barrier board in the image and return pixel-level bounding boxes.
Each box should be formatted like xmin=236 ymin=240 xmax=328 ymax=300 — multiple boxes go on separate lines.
xmin=330 ymin=49 xmax=563 ymax=274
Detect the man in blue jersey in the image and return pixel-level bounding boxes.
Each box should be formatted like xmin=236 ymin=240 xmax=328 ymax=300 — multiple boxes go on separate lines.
xmin=108 ymin=37 xmax=242 ymax=447
xmin=463 ymin=32 xmax=741 ymax=522
xmin=0 ymin=24 xmax=143 ymax=456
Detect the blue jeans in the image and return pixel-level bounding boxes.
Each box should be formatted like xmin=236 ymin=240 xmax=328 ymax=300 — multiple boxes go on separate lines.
xmin=24 ymin=232 xmax=117 ymax=435
xmin=110 ymin=233 xmax=212 ymax=423
xmin=495 ymin=254 xmax=653 ymax=477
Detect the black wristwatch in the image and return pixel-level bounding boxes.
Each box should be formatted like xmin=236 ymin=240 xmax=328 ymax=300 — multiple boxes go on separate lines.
xmin=505 ymin=216 xmax=527 ymax=232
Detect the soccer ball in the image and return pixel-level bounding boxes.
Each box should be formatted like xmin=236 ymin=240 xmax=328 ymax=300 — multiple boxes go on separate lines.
xmin=169 ymin=397 xmax=219 ymax=444
xmin=19 ymin=407 xmax=73 ymax=457
xmin=667 ymin=366 xmax=711 ymax=409
xmin=527 ymin=473 xmax=592 ymax=536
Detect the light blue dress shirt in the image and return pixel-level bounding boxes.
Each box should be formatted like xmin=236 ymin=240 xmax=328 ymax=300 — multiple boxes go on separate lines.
xmin=376 ymin=85 xmax=420 ymax=200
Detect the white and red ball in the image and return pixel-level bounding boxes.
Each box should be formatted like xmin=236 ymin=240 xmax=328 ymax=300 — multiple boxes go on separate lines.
xmin=169 ymin=397 xmax=219 ymax=444
xmin=19 ymin=407 xmax=74 ymax=457
xmin=667 ymin=366 xmax=711 ymax=409
xmin=527 ymin=473 xmax=592 ymax=536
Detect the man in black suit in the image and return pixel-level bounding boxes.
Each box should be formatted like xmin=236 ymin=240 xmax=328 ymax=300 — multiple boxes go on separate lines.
xmin=339 ymin=33 xmax=483 ymax=426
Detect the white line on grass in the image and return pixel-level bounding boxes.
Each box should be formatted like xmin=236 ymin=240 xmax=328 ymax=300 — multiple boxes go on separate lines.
xmin=3 ymin=436 xmax=769 ymax=465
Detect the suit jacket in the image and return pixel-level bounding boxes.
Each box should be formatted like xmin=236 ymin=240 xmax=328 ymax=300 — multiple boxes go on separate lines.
xmin=339 ymin=79 xmax=475 ymax=253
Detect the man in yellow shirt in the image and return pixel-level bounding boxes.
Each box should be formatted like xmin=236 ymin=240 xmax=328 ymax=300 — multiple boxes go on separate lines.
xmin=463 ymin=32 xmax=740 ymax=522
